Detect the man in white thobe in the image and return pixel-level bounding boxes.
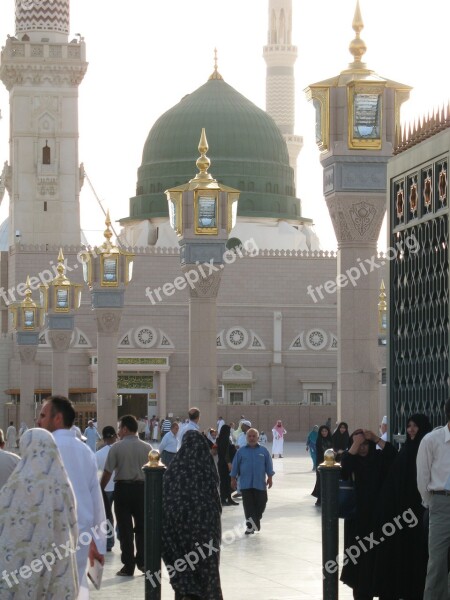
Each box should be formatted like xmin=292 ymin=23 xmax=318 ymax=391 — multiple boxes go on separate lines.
xmin=5 ymin=422 xmax=17 ymax=450
xmin=38 ymin=396 xmax=106 ymax=599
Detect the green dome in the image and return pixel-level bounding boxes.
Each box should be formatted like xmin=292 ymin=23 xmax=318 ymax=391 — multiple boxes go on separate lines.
xmin=122 ymin=77 xmax=305 ymax=223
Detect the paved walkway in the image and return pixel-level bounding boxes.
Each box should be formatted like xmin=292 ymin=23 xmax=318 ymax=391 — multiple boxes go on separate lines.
xmin=91 ymin=442 xmax=353 ymax=599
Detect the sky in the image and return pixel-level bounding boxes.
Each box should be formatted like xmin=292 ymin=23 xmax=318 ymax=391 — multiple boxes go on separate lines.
xmin=0 ymin=0 xmax=449 ymax=249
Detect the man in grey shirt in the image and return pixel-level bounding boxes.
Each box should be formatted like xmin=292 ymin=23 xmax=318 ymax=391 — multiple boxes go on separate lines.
xmin=0 ymin=428 xmax=20 ymax=489
xmin=100 ymin=414 xmax=152 ymax=577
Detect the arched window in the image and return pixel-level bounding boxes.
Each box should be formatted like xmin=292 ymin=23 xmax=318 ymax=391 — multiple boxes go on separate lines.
xmin=42 ymin=141 xmax=50 ymax=165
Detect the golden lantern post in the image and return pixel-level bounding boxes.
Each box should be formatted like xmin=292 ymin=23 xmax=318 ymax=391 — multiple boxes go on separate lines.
xmin=39 ymin=249 xmax=82 ymax=398
xmin=83 ymin=211 xmax=134 ymax=429
xmin=166 ymin=129 xmax=240 ymax=429
xmin=9 ymin=277 xmax=45 ymax=426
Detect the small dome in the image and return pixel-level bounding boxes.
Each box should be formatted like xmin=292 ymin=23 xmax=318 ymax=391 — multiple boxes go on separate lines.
xmin=121 ymin=77 xmax=306 ymax=223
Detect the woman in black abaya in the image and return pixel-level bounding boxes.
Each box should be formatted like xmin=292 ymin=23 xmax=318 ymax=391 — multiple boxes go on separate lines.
xmin=311 ymin=424 xmax=333 ymax=506
xmin=216 ymin=424 xmax=238 ymax=505
xmin=332 ymin=421 xmax=350 ymax=462
xmin=373 ymin=413 xmax=432 ymax=600
xmin=340 ymin=429 xmax=397 ymax=600
xmin=162 ymin=430 xmax=223 ymax=600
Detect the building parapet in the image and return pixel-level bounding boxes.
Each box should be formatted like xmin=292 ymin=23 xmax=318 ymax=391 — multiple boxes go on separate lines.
xmin=394 ymin=102 xmax=450 ymax=155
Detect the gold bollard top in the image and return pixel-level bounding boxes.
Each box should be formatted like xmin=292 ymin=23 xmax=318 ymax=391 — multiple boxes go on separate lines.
xmin=319 ymin=448 xmax=340 ymax=468
xmin=145 ymin=449 xmax=162 ymax=468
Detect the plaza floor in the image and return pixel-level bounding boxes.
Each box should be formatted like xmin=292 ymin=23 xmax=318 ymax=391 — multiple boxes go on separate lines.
xmin=91 ymin=441 xmax=354 ymax=600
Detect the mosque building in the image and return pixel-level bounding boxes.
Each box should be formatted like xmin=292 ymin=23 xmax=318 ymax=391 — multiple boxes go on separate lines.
xmin=0 ymin=0 xmax=390 ymax=437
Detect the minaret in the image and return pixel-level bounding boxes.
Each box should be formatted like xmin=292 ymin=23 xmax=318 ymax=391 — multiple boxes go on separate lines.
xmin=263 ymin=0 xmax=303 ymax=185
xmin=0 ymin=0 xmax=87 ymax=246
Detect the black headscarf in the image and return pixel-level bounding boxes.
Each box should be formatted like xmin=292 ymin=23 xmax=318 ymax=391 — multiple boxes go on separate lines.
xmin=162 ymin=431 xmax=223 ymax=600
xmin=316 ymin=425 xmax=333 ymax=464
xmin=332 ymin=421 xmax=350 ymax=452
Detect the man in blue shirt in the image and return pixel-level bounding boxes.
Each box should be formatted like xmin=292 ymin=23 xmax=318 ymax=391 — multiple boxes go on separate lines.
xmin=230 ymin=428 xmax=274 ymax=534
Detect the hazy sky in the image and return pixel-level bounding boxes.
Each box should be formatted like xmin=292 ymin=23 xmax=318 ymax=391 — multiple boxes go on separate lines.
xmin=0 ymin=0 xmax=449 ymax=249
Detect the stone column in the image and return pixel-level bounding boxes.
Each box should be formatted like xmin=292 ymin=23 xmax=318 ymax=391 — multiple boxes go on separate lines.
xmin=18 ymin=345 xmax=38 ymax=426
xmin=327 ymin=194 xmax=385 ymax=430
xmin=271 ymin=311 xmax=285 ymax=402
xmin=185 ymin=268 xmax=222 ymax=431
xmin=48 ymin=330 xmax=72 ymax=397
xmin=158 ymin=371 xmax=167 ymax=420
xmin=95 ymin=308 xmax=122 ymax=430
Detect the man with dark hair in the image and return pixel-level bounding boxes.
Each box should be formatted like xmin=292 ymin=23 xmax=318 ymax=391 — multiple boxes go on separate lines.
xmin=0 ymin=427 xmax=20 ymax=489
xmin=37 ymin=395 xmax=106 ymax=598
xmin=100 ymin=414 xmax=153 ymax=576
xmin=417 ymin=399 xmax=450 ymax=600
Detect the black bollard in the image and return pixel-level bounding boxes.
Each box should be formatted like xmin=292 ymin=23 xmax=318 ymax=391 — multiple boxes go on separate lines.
xmin=143 ymin=449 xmax=166 ymax=600
xmin=318 ymin=449 xmax=341 ymax=600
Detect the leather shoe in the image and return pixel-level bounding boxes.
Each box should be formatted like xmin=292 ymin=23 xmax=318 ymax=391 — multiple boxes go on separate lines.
xmin=228 ymin=499 xmax=239 ymax=505
xmin=116 ymin=567 xmax=134 ymax=576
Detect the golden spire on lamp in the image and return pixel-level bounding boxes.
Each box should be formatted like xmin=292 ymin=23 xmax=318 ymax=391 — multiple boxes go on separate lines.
xmin=22 ymin=275 xmax=36 ymax=307
xmin=193 ymin=128 xmax=214 ymax=182
xmin=348 ymin=0 xmax=367 ymax=69
xmin=52 ymin=248 xmax=70 ymax=285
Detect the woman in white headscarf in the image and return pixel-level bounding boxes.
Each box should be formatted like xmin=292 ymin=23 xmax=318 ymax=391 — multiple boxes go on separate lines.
xmin=0 ymin=428 xmax=79 ymax=600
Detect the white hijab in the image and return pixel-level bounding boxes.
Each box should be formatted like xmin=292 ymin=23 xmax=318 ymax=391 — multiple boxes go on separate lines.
xmin=0 ymin=428 xmax=79 ymax=599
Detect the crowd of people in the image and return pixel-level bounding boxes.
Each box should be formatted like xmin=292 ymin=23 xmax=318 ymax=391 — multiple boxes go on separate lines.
xmin=0 ymin=401 xmax=449 ymax=600
xmin=306 ymin=408 xmax=450 ymax=600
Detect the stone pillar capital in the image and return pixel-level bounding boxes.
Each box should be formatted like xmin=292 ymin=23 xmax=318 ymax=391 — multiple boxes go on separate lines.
xmin=182 ymin=265 xmax=223 ymax=299
xmin=95 ymin=308 xmax=123 ymax=334
xmin=48 ymin=329 xmax=72 ymax=352
xmin=18 ymin=345 xmax=38 ymax=365
xmin=326 ymin=194 xmax=386 ymax=244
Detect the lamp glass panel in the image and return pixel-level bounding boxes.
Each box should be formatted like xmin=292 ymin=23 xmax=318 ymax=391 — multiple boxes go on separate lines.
xmin=197 ymin=196 xmax=217 ymax=228
xmin=103 ymin=258 xmax=118 ymax=283
xmin=56 ymin=288 xmax=69 ymax=309
xmin=353 ymin=93 xmax=381 ymax=139
xmin=24 ymin=309 xmax=35 ymax=328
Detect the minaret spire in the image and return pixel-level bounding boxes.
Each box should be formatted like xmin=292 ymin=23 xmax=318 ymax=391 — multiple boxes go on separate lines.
xmin=263 ymin=0 xmax=302 ymax=185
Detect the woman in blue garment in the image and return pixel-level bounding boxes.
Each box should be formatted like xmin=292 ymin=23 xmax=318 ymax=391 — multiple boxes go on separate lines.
xmin=306 ymin=425 xmax=319 ymax=470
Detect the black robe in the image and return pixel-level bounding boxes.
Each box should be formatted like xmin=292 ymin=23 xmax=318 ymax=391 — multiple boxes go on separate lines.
xmin=372 ymin=414 xmax=432 ymax=600
xmin=311 ymin=426 xmax=333 ymax=500
xmin=340 ymin=441 xmax=397 ymax=597
xmin=217 ymin=425 xmax=236 ymax=501
xmin=162 ymin=431 xmax=223 ymax=600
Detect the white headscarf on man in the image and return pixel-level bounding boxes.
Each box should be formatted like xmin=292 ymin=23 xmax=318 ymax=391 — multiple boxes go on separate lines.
xmin=0 ymin=428 xmax=79 ymax=600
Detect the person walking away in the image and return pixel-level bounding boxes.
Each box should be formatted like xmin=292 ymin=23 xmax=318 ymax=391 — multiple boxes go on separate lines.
xmin=100 ymin=414 xmax=153 ymax=576
xmin=271 ymin=420 xmax=286 ymax=458
xmin=96 ymin=425 xmax=118 ymax=552
xmin=0 ymin=428 xmax=79 ymax=599
xmin=417 ymin=398 xmax=450 ymax=600
xmin=162 ymin=430 xmax=223 ymax=600
xmin=231 ymin=427 xmax=274 ymax=534
xmin=158 ymin=421 xmax=179 ymax=467
xmin=160 ymin=415 xmax=172 ymax=439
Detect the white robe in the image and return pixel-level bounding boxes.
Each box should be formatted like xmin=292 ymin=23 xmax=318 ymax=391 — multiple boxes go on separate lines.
xmin=53 ymin=429 xmax=107 ymax=599
xmin=271 ymin=428 xmax=286 ymax=455
xmin=5 ymin=426 xmax=16 ymax=450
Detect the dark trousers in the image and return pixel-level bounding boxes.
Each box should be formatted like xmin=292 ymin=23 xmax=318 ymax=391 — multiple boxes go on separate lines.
xmin=241 ymin=488 xmax=268 ymax=531
xmin=104 ymin=490 xmax=115 ymax=550
xmin=114 ymin=481 xmax=145 ymax=572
